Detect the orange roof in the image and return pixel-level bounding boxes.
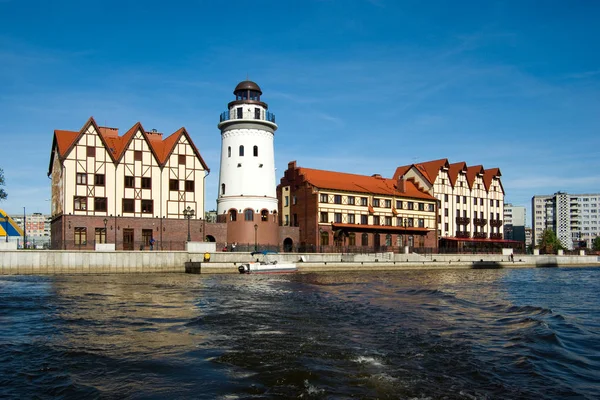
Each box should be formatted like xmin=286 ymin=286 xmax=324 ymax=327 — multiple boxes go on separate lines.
xmin=447 ymin=162 xmax=467 ymax=186
xmin=297 ymin=167 xmax=435 ymax=201
xmin=48 ymin=117 xmax=209 ymax=176
xmin=465 ymin=165 xmax=484 ymax=189
xmin=483 ymin=168 xmax=502 ymax=192
xmin=393 ymin=158 xmax=449 ymax=185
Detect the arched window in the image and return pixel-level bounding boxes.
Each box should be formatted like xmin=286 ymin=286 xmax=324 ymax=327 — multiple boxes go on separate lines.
xmin=244 ymin=209 xmax=254 ymax=221
xmin=253 ymin=145 xmax=258 ymax=157
xmin=228 ymin=146 xmax=231 ymax=157
xmin=239 ymin=145 xmax=244 ymax=157
xmin=221 ymin=183 xmax=225 ymax=195
xmin=362 ymin=233 xmax=368 ymax=246
xmin=348 ymin=233 xmax=356 ymax=246
xmin=385 ymin=234 xmax=392 ymax=246
xmin=261 ymin=209 xmax=268 ymax=221
xmin=229 ymin=209 xmax=237 ymax=221
xmin=320 ymin=231 xmax=329 ymax=246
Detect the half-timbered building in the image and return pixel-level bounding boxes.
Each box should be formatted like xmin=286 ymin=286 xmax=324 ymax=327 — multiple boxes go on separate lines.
xmin=48 ymin=117 xmax=209 ymax=250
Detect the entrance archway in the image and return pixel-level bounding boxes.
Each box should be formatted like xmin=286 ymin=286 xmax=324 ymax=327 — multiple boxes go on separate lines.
xmin=283 ymin=237 xmax=294 ymax=252
xmin=205 ymin=235 xmax=216 ymax=242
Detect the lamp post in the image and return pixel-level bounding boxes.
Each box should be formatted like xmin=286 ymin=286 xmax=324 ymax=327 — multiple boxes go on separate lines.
xmin=254 ymin=223 xmax=258 ymax=251
xmin=183 ymin=206 xmax=195 ymax=242
xmin=23 ymin=207 xmax=26 ymax=249
xmin=103 ymin=218 xmax=108 ymax=243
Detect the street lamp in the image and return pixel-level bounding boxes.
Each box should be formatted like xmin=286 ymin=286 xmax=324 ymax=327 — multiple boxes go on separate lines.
xmin=103 ymin=218 xmax=108 ymax=243
xmin=254 ymin=223 xmax=258 ymax=251
xmin=183 ymin=206 xmax=195 ymax=242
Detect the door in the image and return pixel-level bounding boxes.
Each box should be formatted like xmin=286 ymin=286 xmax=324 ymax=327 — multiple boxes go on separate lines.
xmin=123 ymin=229 xmax=134 ymax=250
xmin=373 ymin=233 xmax=380 ymax=251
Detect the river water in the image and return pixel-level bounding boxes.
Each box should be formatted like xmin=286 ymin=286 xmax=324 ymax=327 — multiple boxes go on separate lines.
xmin=0 ymin=267 xmax=599 ymax=399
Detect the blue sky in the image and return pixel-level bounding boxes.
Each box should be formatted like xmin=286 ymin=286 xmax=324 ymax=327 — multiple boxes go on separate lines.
xmin=1 ymin=0 xmax=599 ymax=224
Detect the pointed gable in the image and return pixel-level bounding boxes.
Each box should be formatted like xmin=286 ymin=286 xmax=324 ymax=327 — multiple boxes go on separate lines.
xmin=393 ymin=158 xmax=449 ymax=185
xmin=483 ymin=168 xmax=503 ymax=192
xmin=447 ymin=162 xmax=467 ymax=187
xmin=465 ymin=165 xmax=484 ymax=189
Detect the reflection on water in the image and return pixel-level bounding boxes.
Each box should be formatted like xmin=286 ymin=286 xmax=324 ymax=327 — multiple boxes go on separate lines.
xmin=1 ymin=268 xmax=599 ymax=399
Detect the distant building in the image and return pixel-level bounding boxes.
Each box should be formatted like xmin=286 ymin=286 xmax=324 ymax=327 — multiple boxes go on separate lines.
xmin=525 ymin=227 xmax=532 ymax=248
xmin=48 ymin=117 xmax=210 ymax=250
xmin=278 ymin=161 xmax=438 ymax=252
xmin=503 ymin=203 xmax=526 ymax=243
xmin=532 ymin=192 xmax=600 ymax=249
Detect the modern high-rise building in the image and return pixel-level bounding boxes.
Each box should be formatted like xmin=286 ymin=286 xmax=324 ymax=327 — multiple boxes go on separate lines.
xmin=532 ymin=192 xmax=600 ymax=249
xmin=503 ymin=203 xmax=526 ymax=243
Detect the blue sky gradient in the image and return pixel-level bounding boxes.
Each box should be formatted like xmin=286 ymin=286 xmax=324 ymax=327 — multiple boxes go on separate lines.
xmin=1 ymin=0 xmax=599 ymax=223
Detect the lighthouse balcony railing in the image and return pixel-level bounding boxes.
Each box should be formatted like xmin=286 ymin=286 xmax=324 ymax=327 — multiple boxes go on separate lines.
xmin=220 ymin=110 xmax=276 ymax=123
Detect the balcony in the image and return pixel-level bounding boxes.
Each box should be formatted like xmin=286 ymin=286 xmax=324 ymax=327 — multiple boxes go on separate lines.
xmin=490 ymin=233 xmax=503 ymax=239
xmin=490 ymin=219 xmax=503 ymax=227
xmin=455 ymin=230 xmax=471 ymax=238
xmin=473 ymin=232 xmax=487 ymax=239
xmin=455 ymin=217 xmax=470 ymax=225
xmin=473 ymin=218 xmax=487 ymax=226
xmin=219 ymin=109 xmax=276 ymax=124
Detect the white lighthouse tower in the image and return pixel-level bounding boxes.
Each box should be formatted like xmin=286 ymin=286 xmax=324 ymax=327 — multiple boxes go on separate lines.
xmin=217 ymin=80 xmax=279 ymax=247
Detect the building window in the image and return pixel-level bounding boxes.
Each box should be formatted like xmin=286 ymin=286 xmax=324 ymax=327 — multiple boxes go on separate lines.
xmin=385 ymin=234 xmax=392 ymax=246
xmin=236 ymin=107 xmax=242 ymax=118
xmin=94 ymin=197 xmax=107 ymax=212
xmin=361 ymin=215 xmax=368 ymax=225
xmin=221 ymin=183 xmax=225 ymax=195
xmin=95 ymin=228 xmax=106 ymax=244
xmin=261 ymin=210 xmax=268 ymax=221
xmin=463 ymin=196 xmax=467 ymax=204
xmin=94 ymin=174 xmax=105 ymax=186
xmin=474 ymin=198 xmax=477 ymax=205
xmin=244 ymin=209 xmax=254 ymax=221
xmin=428 ymin=204 xmax=435 ymax=212
xmin=284 ymin=196 xmax=289 ymax=207
xmin=385 ymin=199 xmax=392 ymax=208
xmin=407 ymin=218 xmax=414 ymax=227
xmin=385 ymin=216 xmax=392 ymax=226
xmin=74 ymin=196 xmax=87 ymax=211
xmin=456 ymin=195 xmax=460 ymax=203
xmin=444 ymin=207 xmax=448 ymax=216
xmin=87 ymin=146 xmax=95 ymax=157
xmin=396 ymin=200 xmax=403 ymax=209
xmin=334 ymin=195 xmax=342 ymax=204
xmin=407 ymin=202 xmax=414 ymax=210
xmin=496 ymin=200 xmax=500 ymax=207
xmin=228 ymin=147 xmax=231 ymax=157
xmin=320 ymin=231 xmax=329 ymax=246
xmin=445 ymin=223 xmax=449 ymax=232
xmin=122 ymin=199 xmax=135 ymax=213
xmin=74 ymin=227 xmax=87 ymax=245
xmin=239 ymin=145 xmax=244 ymax=157
xmin=348 ymin=214 xmax=355 ymax=224
xmin=185 ymin=180 xmax=194 ymax=192
xmin=418 ymin=218 xmax=425 ymax=228
xmin=142 ymin=229 xmax=153 ymax=246
xmin=229 ymin=209 xmax=237 ymax=221
xmin=490 ymin=199 xmax=494 ymax=206
xmin=179 ymin=154 xmax=186 ymax=165
xmin=373 ymin=199 xmax=380 ymax=207
xmin=125 ymin=176 xmax=135 ymax=188
xmin=141 ymin=177 xmax=151 ymax=189
xmin=361 ymin=233 xmax=368 ymax=246
xmin=76 ymin=173 xmax=87 ymax=185
xmin=397 ymin=217 xmax=403 ymax=226
xmin=361 ymin=197 xmax=368 ymax=206
xmin=134 ymin=150 xmax=142 ymax=161
xmin=320 ymin=212 xmax=328 ymax=223
xmin=348 ymin=196 xmax=355 ymax=205
xmin=373 ymin=216 xmax=380 ymax=225
xmin=284 ymin=215 xmax=289 ymax=226
xmin=170 ymin=179 xmax=179 ymax=191
xmin=334 ymin=213 xmax=342 ymax=223
xmin=348 ymin=233 xmax=356 ymax=246
xmin=141 ymin=200 xmax=153 ymax=213
xmin=320 ymin=194 xmax=328 ymax=203
xmin=480 ymin=198 xmax=483 ymax=205
xmin=253 ymin=145 xmax=258 ymax=157
xmin=293 ymin=213 xmax=298 ymax=226
xmin=418 ymin=203 xmax=424 ymax=211
xmin=254 ymin=108 xmax=261 ymax=119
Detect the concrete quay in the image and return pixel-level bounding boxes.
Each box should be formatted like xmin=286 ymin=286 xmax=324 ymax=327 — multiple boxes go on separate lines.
xmin=0 ymin=249 xmax=598 ymax=275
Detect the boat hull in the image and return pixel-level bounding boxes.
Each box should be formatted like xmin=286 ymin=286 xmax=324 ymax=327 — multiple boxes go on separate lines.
xmin=238 ymin=263 xmax=297 ymax=274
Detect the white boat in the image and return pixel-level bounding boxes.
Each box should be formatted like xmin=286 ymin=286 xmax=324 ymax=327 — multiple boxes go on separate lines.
xmin=238 ymin=251 xmax=297 ymax=274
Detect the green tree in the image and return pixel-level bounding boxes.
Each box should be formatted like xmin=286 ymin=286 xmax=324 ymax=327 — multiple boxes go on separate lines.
xmin=537 ymin=228 xmax=563 ymax=254
xmin=0 ymin=168 xmax=7 ymax=201
xmin=593 ymin=236 xmax=600 ymax=252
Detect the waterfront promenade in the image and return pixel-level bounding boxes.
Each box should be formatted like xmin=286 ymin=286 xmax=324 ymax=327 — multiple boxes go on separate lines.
xmin=0 ymin=249 xmax=598 ymax=275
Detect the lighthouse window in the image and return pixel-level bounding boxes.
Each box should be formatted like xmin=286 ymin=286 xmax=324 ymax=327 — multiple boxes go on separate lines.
xmin=239 ymin=145 xmax=244 ymax=157
xmin=244 ymin=209 xmax=254 ymax=221
xmin=236 ymin=108 xmax=242 ymax=118
xmin=254 ymin=108 xmax=260 ymax=119
xmin=229 ymin=209 xmax=237 ymax=221
xmin=253 ymin=146 xmax=258 ymax=157
xmin=221 ymin=183 xmax=225 ymax=195
xmin=261 ymin=210 xmax=268 ymax=221
xmin=228 ymin=146 xmax=231 ymax=157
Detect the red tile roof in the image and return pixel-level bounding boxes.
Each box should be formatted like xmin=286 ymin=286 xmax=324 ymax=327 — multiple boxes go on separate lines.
xmin=296 ymin=167 xmax=435 ymax=201
xmin=465 ymin=165 xmax=484 ymax=189
xmin=447 ymin=162 xmax=467 ymax=186
xmin=48 ymin=117 xmax=209 ymax=175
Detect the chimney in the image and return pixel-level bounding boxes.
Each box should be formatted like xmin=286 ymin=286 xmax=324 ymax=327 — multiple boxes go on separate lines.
xmin=288 ymin=160 xmax=297 ymax=170
xmin=397 ymin=176 xmax=406 ymax=192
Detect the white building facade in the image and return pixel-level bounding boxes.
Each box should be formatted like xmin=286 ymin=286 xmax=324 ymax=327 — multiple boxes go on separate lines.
xmin=503 ymin=203 xmax=526 ymax=243
xmin=532 ymin=192 xmax=600 ymax=249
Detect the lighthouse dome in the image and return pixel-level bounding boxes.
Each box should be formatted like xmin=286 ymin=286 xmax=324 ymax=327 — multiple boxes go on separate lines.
xmin=234 ymin=80 xmax=262 ymax=95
